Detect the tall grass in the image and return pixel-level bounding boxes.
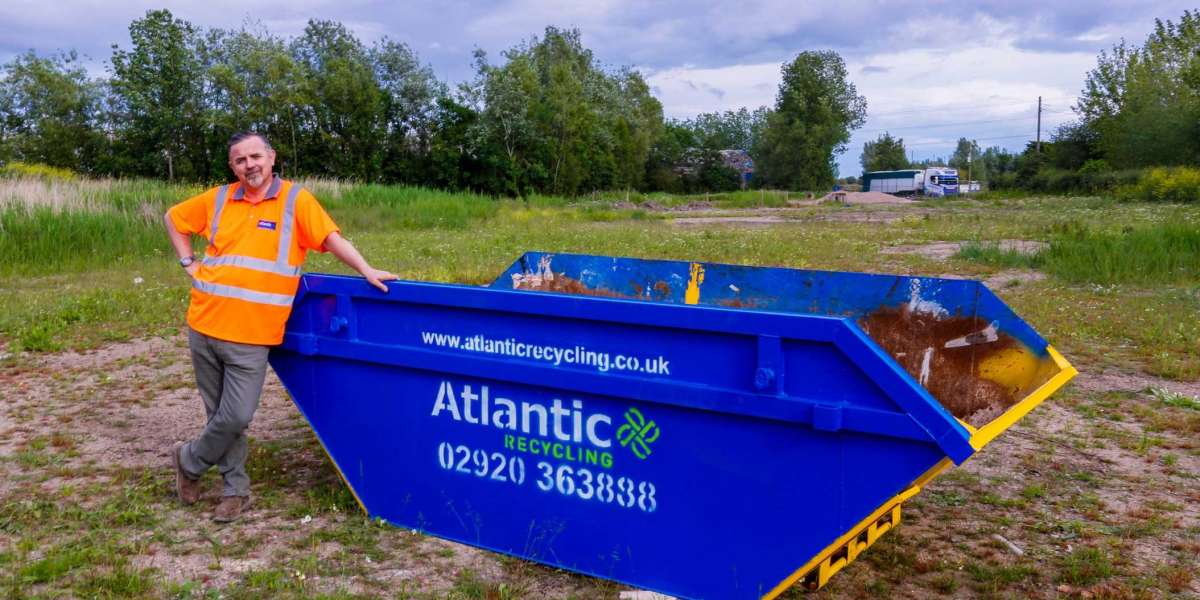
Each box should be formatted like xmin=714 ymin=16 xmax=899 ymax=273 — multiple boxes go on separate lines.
xmin=955 ymin=242 xmax=1041 ymax=269
xmin=1041 ymin=223 xmax=1200 ymax=284
xmin=957 ymin=222 xmax=1200 ymax=284
xmin=0 ymin=178 xmax=518 ymax=275
xmin=0 ymin=178 xmax=199 ymax=276
xmin=322 ymin=184 xmax=499 ymax=230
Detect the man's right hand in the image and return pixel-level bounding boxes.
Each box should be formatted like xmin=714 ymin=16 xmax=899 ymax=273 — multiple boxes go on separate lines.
xmin=185 ymin=263 xmax=199 ymax=278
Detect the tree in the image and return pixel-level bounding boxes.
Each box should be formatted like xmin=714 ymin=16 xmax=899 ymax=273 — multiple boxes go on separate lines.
xmin=460 ymin=27 xmax=664 ymax=196
xmin=860 ymin=133 xmax=908 ymax=172
xmin=949 ymin=138 xmax=982 ymax=179
xmin=1046 ymin=121 xmax=1101 ymax=171
xmin=202 ymin=24 xmax=304 ymax=176
xmin=372 ymin=38 xmax=445 ymax=181
xmin=109 ymin=9 xmax=207 ymax=179
xmin=1077 ymin=10 xmax=1200 ymax=166
xmin=753 ymin=51 xmax=867 ymax=189
xmin=688 ymin=107 xmax=767 ymax=151
xmin=0 ymin=51 xmax=106 ymax=172
xmin=291 ymin=20 xmax=387 ymax=180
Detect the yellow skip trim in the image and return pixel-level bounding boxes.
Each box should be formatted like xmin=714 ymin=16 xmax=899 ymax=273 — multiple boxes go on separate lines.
xmin=684 ymin=262 xmax=704 ymax=305
xmin=968 ymin=345 xmax=1077 ymax=451
xmin=763 ymin=484 xmax=923 ymax=598
xmin=912 ymin=457 xmax=954 ymax=489
xmin=314 ymin=432 xmax=370 ymax=516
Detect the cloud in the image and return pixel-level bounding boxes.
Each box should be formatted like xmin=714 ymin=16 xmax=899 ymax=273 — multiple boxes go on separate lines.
xmin=2 ymin=0 xmax=1194 ymax=175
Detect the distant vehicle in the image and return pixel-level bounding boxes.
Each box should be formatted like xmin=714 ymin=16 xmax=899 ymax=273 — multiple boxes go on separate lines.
xmin=922 ymin=167 xmax=959 ymax=197
xmin=861 ymin=168 xmax=960 ymax=197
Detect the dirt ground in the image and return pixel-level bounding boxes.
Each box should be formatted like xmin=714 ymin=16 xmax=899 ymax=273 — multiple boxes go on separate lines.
xmin=1 ymin=201 xmax=1196 ymax=597
xmin=1 ymin=328 xmax=1196 ymax=598
xmin=0 ymin=335 xmax=587 ymax=597
xmin=817 ymin=191 xmax=919 ymax=205
xmin=881 ymin=240 xmax=1048 ymax=260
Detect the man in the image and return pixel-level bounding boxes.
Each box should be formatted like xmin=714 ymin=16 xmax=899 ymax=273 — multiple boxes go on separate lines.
xmin=164 ymin=131 xmax=396 ymax=522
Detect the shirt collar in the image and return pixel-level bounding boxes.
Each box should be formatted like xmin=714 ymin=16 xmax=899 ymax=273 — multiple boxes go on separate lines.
xmin=231 ymin=175 xmax=282 ymax=201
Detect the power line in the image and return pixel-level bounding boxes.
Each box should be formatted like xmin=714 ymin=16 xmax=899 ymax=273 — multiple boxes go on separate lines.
xmin=903 ymin=133 xmax=1035 ymax=147
xmin=859 ymin=114 xmax=1049 ymax=135
xmin=866 ymin=99 xmax=1037 ymax=118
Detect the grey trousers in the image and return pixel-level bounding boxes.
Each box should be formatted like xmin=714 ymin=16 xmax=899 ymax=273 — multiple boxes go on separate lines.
xmin=180 ymin=327 xmax=269 ymax=497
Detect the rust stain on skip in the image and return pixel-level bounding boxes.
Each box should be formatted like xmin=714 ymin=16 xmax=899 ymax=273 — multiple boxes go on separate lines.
xmin=859 ymin=306 xmax=1025 ymax=428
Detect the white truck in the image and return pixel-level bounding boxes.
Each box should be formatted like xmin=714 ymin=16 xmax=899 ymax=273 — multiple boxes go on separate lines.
xmin=860 ymin=168 xmax=960 ymax=197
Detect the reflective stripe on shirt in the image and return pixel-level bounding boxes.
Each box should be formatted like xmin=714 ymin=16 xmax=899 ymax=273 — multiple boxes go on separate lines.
xmin=201 ymin=183 xmax=302 ymax=277
xmin=207 ymin=185 xmax=229 ymax=248
xmin=200 ymin=255 xmax=301 ymax=277
xmin=192 ymin=279 xmax=294 ymax=307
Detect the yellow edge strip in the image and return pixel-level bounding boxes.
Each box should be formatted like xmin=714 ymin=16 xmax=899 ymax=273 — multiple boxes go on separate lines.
xmin=763 ymin=480 xmax=929 ymax=598
xmin=968 ymin=345 xmax=1078 ymax=451
xmin=315 ymin=434 xmax=370 ymax=516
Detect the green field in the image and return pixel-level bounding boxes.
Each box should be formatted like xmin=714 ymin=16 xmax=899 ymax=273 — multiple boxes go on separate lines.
xmin=0 ymin=179 xmax=1197 ymax=598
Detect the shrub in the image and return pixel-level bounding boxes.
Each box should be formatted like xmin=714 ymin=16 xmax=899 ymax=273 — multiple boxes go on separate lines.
xmin=989 ymin=167 xmax=1142 ymax=195
xmin=1118 ymin=167 xmax=1200 ymax=203
xmin=0 ymin=161 xmax=78 ymax=181
xmin=1077 ymin=159 xmax=1110 ymax=175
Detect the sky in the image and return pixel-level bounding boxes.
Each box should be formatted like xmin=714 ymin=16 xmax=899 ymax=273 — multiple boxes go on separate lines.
xmin=1 ymin=0 xmax=1193 ymax=177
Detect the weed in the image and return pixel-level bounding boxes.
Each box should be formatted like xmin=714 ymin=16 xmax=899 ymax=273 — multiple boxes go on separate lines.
xmin=1058 ymin=546 xmax=1115 ymax=586
xmin=966 ymin=562 xmax=1037 ymax=591
xmin=929 ymin=490 xmax=967 ymax=507
xmin=1149 ymin=387 xmax=1200 ymax=410
xmin=1041 ymin=222 xmax=1200 ymax=284
xmin=955 ymin=241 xmax=1041 ymax=269
xmin=929 ymin=572 xmax=959 ymax=593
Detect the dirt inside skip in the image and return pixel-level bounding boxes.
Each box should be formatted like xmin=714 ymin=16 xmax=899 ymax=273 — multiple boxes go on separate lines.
xmin=860 ymin=306 xmax=1020 ymax=427
xmin=513 ymin=273 xmax=631 ymax=298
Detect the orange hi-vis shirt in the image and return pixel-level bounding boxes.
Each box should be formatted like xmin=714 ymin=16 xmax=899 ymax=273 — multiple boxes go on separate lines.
xmin=168 ymin=176 xmax=339 ymax=345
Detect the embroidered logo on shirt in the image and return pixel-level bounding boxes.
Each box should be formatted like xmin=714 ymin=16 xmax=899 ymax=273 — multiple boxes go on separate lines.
xmin=257 ymin=220 xmax=277 ymax=230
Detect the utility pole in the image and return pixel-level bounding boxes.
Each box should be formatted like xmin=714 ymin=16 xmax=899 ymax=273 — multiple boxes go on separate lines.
xmin=1036 ymin=96 xmax=1042 ymax=153
xmin=967 ymin=149 xmax=972 ymax=193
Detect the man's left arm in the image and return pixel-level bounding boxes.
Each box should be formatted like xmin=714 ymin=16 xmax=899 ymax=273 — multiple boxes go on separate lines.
xmin=323 ymin=232 xmax=397 ymax=293
xmin=295 ymin=189 xmax=397 ymax=293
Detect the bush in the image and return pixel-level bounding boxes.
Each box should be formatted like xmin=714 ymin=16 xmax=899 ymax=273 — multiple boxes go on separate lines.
xmin=0 ymin=161 xmax=78 ymax=181
xmin=1077 ymin=159 xmax=1110 ymax=175
xmin=1118 ymin=167 xmax=1200 ymax=203
xmin=989 ymin=167 xmax=1141 ymax=195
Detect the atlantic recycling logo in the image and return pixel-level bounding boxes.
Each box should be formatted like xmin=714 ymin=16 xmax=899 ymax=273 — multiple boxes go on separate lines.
xmin=616 ymin=408 xmax=660 ymax=459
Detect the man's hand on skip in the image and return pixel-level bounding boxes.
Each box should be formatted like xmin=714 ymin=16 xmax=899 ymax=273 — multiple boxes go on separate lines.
xmin=364 ymin=268 xmax=398 ymax=293
xmin=185 ymin=263 xmax=200 ymax=278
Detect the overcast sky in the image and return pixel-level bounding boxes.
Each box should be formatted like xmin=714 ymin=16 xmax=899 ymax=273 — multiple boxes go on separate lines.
xmin=1 ymin=1 xmax=1193 ymax=176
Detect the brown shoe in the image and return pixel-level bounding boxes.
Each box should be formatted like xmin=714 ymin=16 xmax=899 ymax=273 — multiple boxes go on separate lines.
xmin=212 ymin=495 xmax=252 ymax=523
xmin=172 ymin=442 xmax=201 ymax=506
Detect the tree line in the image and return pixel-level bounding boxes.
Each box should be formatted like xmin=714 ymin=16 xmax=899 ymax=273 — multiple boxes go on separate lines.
xmin=0 ymin=10 xmax=868 ymax=196
xmin=855 ymin=9 xmax=1199 ymax=193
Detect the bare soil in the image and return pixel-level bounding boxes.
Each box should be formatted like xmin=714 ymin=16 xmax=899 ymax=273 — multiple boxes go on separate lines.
xmin=0 ymin=336 xmax=598 ymax=597
xmin=881 ymin=239 xmax=1048 ymax=260
xmin=818 ymin=191 xmax=918 ymax=205
xmin=860 ymin=306 xmax=1023 ymax=426
xmin=669 ymin=215 xmax=788 ymax=226
xmin=1 ymin=334 xmax=1196 ymax=597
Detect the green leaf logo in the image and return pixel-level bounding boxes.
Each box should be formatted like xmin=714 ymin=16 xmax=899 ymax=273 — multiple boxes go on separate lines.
xmin=616 ymin=407 xmax=660 ymax=460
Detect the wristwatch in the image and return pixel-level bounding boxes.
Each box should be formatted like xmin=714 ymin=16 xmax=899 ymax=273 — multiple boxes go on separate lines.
xmin=179 ymin=255 xmax=196 ymax=268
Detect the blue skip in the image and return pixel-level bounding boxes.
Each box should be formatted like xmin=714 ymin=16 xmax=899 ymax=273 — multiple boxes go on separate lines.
xmin=269 ymin=252 xmax=1076 ymax=599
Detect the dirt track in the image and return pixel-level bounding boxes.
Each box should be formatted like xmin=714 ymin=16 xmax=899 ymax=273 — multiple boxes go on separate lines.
xmin=1 ymin=332 xmax=1196 ymax=597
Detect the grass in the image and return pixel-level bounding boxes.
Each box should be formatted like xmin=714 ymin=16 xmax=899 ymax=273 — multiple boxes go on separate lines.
xmin=954 ymin=241 xmax=1040 ymax=269
xmin=0 ymin=183 xmax=1198 ymax=598
xmin=956 ymin=220 xmax=1200 ymax=285
xmin=1041 ymin=222 xmax=1200 ymax=284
